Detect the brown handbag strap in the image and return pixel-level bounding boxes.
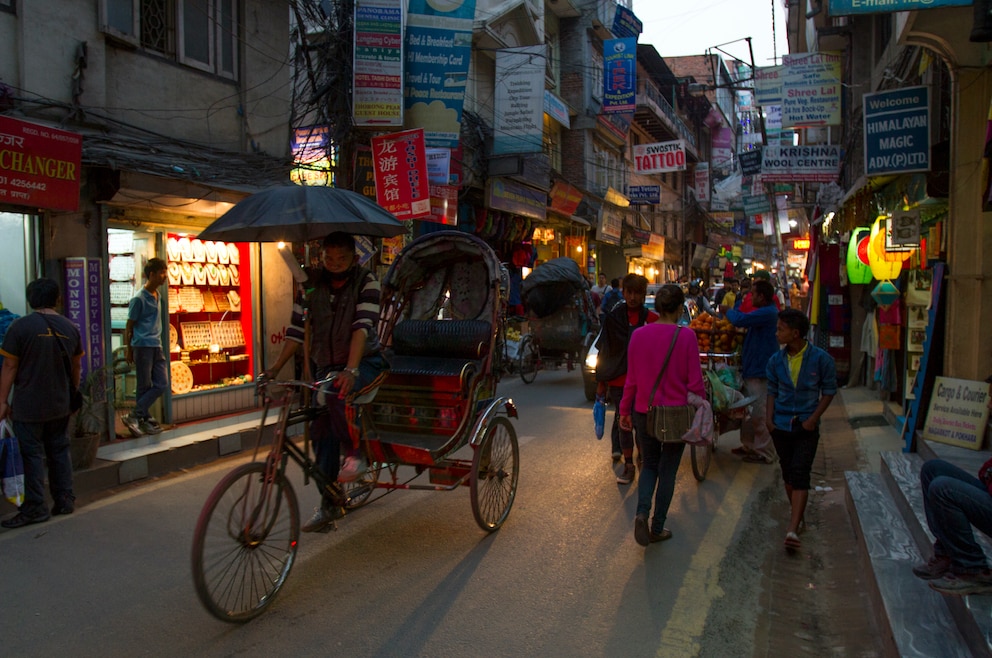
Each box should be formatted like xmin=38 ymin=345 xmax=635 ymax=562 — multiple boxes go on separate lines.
xmin=649 ymin=326 xmax=681 ymax=409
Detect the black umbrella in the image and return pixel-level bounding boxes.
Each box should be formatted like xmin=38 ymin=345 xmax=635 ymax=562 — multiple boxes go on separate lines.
xmin=198 ymin=184 xmax=408 ymax=242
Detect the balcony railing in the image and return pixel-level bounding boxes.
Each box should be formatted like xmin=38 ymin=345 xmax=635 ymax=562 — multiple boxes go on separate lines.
xmin=637 ymin=79 xmax=697 ymax=152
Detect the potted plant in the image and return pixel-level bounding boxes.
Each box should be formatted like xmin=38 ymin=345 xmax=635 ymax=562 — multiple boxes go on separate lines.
xmin=70 ymin=350 xmax=127 ymax=470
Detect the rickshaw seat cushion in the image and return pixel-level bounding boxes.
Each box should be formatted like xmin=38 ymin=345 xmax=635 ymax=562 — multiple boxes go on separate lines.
xmin=384 ymin=354 xmax=478 ymax=383
xmin=392 ymin=319 xmax=491 ymax=359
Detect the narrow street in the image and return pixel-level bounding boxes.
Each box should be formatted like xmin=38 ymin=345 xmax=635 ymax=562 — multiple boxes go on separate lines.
xmin=0 ymin=368 xmax=885 ymax=657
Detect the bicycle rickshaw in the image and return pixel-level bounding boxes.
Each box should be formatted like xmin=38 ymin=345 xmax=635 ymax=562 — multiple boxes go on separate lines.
xmin=191 ymin=231 xmax=520 ymax=622
xmin=517 ymin=257 xmax=598 ymax=384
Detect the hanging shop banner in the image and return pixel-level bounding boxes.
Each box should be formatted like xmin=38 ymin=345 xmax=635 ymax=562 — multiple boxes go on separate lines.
xmin=353 ymin=0 xmax=403 ymax=127
xmin=781 ymin=52 xmax=842 ymax=128
xmin=633 ymin=140 xmax=686 ymax=175
xmin=760 ymin=145 xmax=841 ymax=183
xmin=426 ymin=184 xmax=458 ymax=225
xmin=864 ymin=86 xmax=930 ymax=176
xmin=711 ymin=212 xmax=735 ymax=229
xmin=548 ymin=180 xmax=583 ymax=215
xmin=923 ymin=377 xmax=992 ymax=450
xmin=612 ymin=5 xmax=642 ymax=39
xmin=753 ymin=65 xmax=784 ymax=107
xmin=63 ymin=257 xmax=105 ymax=381
xmin=291 ymin=125 xmax=332 ymax=186
xmin=733 ymin=218 xmax=747 ymax=237
xmin=597 ymin=111 xmax=632 ymax=141
xmin=597 ymin=205 xmax=623 ymax=245
xmin=889 ymin=209 xmax=922 ymax=247
xmin=830 ymin=0 xmax=969 ymax=15
xmin=403 ymin=0 xmax=475 ymax=148
xmin=739 ymin=149 xmax=763 ymax=176
xmin=602 ymin=38 xmax=637 ymax=113
xmin=494 ymin=45 xmax=546 ymax=155
xmin=486 ymin=177 xmax=546 ymax=221
xmin=544 ymin=90 xmax=570 ymax=128
xmin=743 ymin=194 xmax=772 ymax=217
xmin=353 ymin=145 xmax=377 ymax=199
xmin=425 ymin=148 xmax=450 ymax=184
xmin=0 ymin=115 xmax=81 ymax=212
xmin=628 ymin=185 xmax=660 ymax=205
xmin=694 ymin=163 xmax=710 ymax=206
xmin=371 ymin=128 xmax=430 ymax=220
xmin=711 ymin=127 xmax=735 ymax=170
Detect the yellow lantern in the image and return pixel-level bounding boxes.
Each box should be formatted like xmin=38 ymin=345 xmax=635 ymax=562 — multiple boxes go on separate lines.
xmin=868 ymin=217 xmax=904 ymax=280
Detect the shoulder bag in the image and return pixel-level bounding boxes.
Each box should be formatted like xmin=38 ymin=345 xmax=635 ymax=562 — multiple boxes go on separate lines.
xmin=645 ymin=327 xmax=695 ymax=442
xmin=39 ymin=313 xmax=83 ymax=413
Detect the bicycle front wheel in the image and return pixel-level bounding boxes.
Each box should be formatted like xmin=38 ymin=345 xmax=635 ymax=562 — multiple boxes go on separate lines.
xmin=518 ymin=335 xmax=538 ymax=384
xmin=192 ymin=462 xmax=300 ymax=622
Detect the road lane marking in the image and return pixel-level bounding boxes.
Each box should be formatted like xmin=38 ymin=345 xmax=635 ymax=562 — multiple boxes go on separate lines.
xmin=657 ymin=465 xmax=759 ymax=656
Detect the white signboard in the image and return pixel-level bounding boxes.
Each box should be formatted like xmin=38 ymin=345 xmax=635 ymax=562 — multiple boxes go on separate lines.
xmin=761 ymin=145 xmax=842 ymax=183
xmin=633 ymin=140 xmax=686 ymax=174
xmin=781 ymin=52 xmax=842 ymax=128
xmin=754 ymin=65 xmax=784 ymax=107
xmin=694 ymin=162 xmax=710 ymax=206
xmin=923 ymin=377 xmax=992 ymax=450
xmin=493 ymin=45 xmax=546 ymax=155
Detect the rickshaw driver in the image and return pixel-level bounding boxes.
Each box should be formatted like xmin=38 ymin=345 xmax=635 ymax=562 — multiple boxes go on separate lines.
xmin=265 ymin=231 xmax=388 ymax=532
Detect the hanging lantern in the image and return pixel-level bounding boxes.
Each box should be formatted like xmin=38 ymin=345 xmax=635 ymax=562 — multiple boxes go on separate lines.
xmin=871 ymin=280 xmax=901 ymax=309
xmin=868 ymin=217 xmax=904 ymax=281
xmin=846 ymin=227 xmax=873 ymax=284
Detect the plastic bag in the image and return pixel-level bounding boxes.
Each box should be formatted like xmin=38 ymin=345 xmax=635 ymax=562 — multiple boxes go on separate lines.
xmin=703 ymin=369 xmax=734 ymax=414
xmin=0 ymin=419 xmax=25 ymax=507
xmin=713 ymin=362 xmax=743 ymax=390
xmin=593 ymin=395 xmax=606 ymax=440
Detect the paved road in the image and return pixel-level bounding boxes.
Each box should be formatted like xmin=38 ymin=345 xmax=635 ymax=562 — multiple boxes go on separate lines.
xmin=1 ymin=367 xmax=783 ymax=657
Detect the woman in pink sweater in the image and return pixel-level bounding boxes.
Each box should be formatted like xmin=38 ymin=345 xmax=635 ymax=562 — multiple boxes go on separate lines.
xmin=620 ymin=284 xmax=705 ymax=546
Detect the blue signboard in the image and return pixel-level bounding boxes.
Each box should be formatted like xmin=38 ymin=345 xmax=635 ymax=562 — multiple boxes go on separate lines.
xmin=830 ymin=0 xmax=968 ymax=15
xmin=404 ymin=0 xmax=476 ymax=148
xmin=864 ymin=86 xmax=930 ymax=176
xmin=602 ymin=38 xmax=636 ymax=113
xmin=629 ymin=185 xmax=660 ymax=205
xmin=612 ymin=6 xmax=642 ymax=39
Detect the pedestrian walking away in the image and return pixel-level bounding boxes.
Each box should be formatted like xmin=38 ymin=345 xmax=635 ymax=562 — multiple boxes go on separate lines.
xmin=0 ymin=278 xmax=82 ymax=528
xmin=620 ymin=284 xmax=706 ymax=546
xmin=766 ymin=308 xmax=837 ymax=552
xmin=595 ymin=274 xmax=657 ymax=484
xmin=726 ymin=279 xmax=780 ymax=464
xmin=123 ymin=257 xmax=170 ymax=437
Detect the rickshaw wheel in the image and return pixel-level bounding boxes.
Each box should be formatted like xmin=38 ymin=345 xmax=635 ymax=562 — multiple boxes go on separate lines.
xmin=690 ymin=437 xmax=712 ymax=482
xmin=471 ymin=416 xmax=520 ymax=531
xmin=344 ymin=462 xmax=381 ymax=509
xmin=192 ymin=462 xmax=300 ymax=622
xmin=518 ymin=335 xmax=538 ymax=384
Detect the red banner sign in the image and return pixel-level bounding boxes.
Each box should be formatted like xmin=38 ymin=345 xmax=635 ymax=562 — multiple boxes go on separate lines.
xmin=0 ymin=116 xmax=82 ymax=211
xmin=548 ymin=180 xmax=583 ymax=216
xmin=371 ymin=128 xmax=430 ymax=221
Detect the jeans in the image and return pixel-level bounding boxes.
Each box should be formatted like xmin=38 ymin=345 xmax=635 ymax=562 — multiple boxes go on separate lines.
xmin=608 ymin=385 xmax=634 ymax=457
xmin=633 ymin=411 xmax=685 ymax=533
xmin=921 ymin=459 xmax=992 ymax=572
xmin=14 ymin=418 xmax=74 ymax=518
xmin=133 ymin=346 xmax=169 ymax=420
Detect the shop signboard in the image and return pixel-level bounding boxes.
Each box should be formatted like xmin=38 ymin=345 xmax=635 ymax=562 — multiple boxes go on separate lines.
xmin=486 ymin=177 xmax=547 ymax=221
xmin=760 ymin=145 xmax=841 ymax=183
xmin=830 ymin=0 xmax=968 ymax=14
xmin=743 ymin=194 xmax=771 ymax=217
xmin=403 ymin=0 xmax=475 ymax=148
xmin=353 ymin=0 xmax=403 ymax=127
xmin=732 ymin=218 xmax=747 ymax=237
xmin=292 ymin=125 xmax=332 ymax=186
xmin=923 ymin=377 xmax=992 ymax=450
xmin=739 ymin=149 xmax=763 ymax=176
xmin=597 ymin=205 xmax=623 ymax=245
xmin=889 ymin=209 xmax=922 ymax=247
xmin=863 ymin=86 xmax=930 ymax=176
xmin=426 ymin=184 xmax=458 ymax=225
xmin=694 ymin=162 xmax=710 ymax=206
xmin=628 ymin=185 xmax=660 ymax=205
xmin=781 ymin=52 xmax=842 ymax=128
xmin=633 ymin=140 xmax=686 ymax=175
xmin=549 ymin=180 xmax=583 ymax=215
xmin=63 ymin=257 xmax=105 ymax=381
xmin=353 ymin=145 xmax=377 ymax=199
xmin=612 ymin=5 xmax=642 ymax=39
xmin=602 ymin=38 xmax=636 ymax=113
xmin=597 ymin=111 xmax=632 ymax=141
xmin=371 ymin=128 xmax=430 ymax=220
xmin=711 ymin=212 xmax=735 ymax=229
xmin=544 ymin=91 xmax=570 ymax=129
xmin=494 ymin=45 xmax=546 ymax=155
xmin=425 ymin=148 xmax=450 ymax=184
xmin=753 ymin=65 xmax=783 ymax=107
xmin=0 ymin=115 xmax=81 ymax=212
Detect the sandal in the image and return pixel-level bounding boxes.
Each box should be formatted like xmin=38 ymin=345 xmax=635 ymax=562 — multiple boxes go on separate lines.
xmin=784 ymin=532 xmax=801 ymax=551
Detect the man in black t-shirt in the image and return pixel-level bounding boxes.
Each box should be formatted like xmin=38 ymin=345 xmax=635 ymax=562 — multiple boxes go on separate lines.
xmin=0 ymin=278 xmax=82 ymax=528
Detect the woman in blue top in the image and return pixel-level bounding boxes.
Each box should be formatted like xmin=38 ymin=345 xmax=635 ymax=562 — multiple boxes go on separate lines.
xmin=766 ymin=308 xmax=837 ymax=552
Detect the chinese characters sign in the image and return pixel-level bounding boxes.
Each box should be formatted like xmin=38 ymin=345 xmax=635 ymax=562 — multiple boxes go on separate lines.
xmin=371 ymin=128 xmax=430 ymax=220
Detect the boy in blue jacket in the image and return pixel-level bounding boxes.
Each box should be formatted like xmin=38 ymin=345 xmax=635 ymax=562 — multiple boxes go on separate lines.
xmin=766 ymin=308 xmax=837 ymax=551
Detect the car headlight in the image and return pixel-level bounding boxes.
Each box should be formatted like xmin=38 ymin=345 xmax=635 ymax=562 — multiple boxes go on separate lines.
xmin=584 ymin=348 xmax=598 ymax=370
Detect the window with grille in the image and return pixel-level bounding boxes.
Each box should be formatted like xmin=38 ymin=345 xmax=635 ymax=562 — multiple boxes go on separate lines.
xmin=101 ymin=0 xmax=238 ymax=79
xmin=591 ymin=49 xmax=603 ymax=102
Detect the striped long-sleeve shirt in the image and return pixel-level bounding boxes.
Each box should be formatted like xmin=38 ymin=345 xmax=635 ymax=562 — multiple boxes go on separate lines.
xmin=293 ymin=267 xmax=381 ymax=368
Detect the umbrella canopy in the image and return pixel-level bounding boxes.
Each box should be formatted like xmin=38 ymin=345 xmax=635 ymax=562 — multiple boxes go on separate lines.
xmin=198 ymin=184 xmax=407 ymax=242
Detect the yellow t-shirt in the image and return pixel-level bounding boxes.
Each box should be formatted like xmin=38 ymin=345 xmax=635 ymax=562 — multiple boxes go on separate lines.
xmin=787 ymin=343 xmax=808 ymax=386
xmin=721 ymin=291 xmax=736 ymax=308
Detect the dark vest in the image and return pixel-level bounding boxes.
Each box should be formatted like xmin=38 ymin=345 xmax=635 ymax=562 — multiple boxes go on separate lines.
xmin=307 ymin=266 xmax=378 ymax=369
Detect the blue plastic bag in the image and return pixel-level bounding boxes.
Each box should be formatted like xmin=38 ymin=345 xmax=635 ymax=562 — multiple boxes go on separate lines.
xmin=0 ymin=420 xmax=25 ymax=507
xmin=593 ymin=395 xmax=606 ymax=440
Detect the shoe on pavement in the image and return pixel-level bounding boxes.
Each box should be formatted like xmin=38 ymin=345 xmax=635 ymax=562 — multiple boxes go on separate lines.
xmin=929 ymin=570 xmax=992 ymax=596
xmin=742 ymin=453 xmax=772 ymax=464
xmin=634 ymin=514 xmax=650 ymax=547
xmin=51 ymin=494 xmax=76 ymax=516
xmin=121 ymin=413 xmax=143 ymax=437
xmin=649 ymin=528 xmax=673 ymax=543
xmin=2 ymin=512 xmax=51 ymax=529
xmin=338 ymin=455 xmax=368 ymax=483
xmin=301 ymin=505 xmax=344 ymax=533
xmin=139 ymin=417 xmax=163 ymax=435
xmin=616 ymin=463 xmax=636 ymax=485
xmin=913 ymin=554 xmax=952 ymax=580
xmin=611 ymin=451 xmax=622 ymax=463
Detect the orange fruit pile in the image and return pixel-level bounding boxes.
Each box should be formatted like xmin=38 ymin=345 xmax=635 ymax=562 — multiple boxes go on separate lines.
xmin=689 ymin=312 xmax=744 ymax=354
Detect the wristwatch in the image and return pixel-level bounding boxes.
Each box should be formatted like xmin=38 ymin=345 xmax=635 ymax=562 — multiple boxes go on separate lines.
xmin=346 ymin=367 xmax=360 ymax=377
